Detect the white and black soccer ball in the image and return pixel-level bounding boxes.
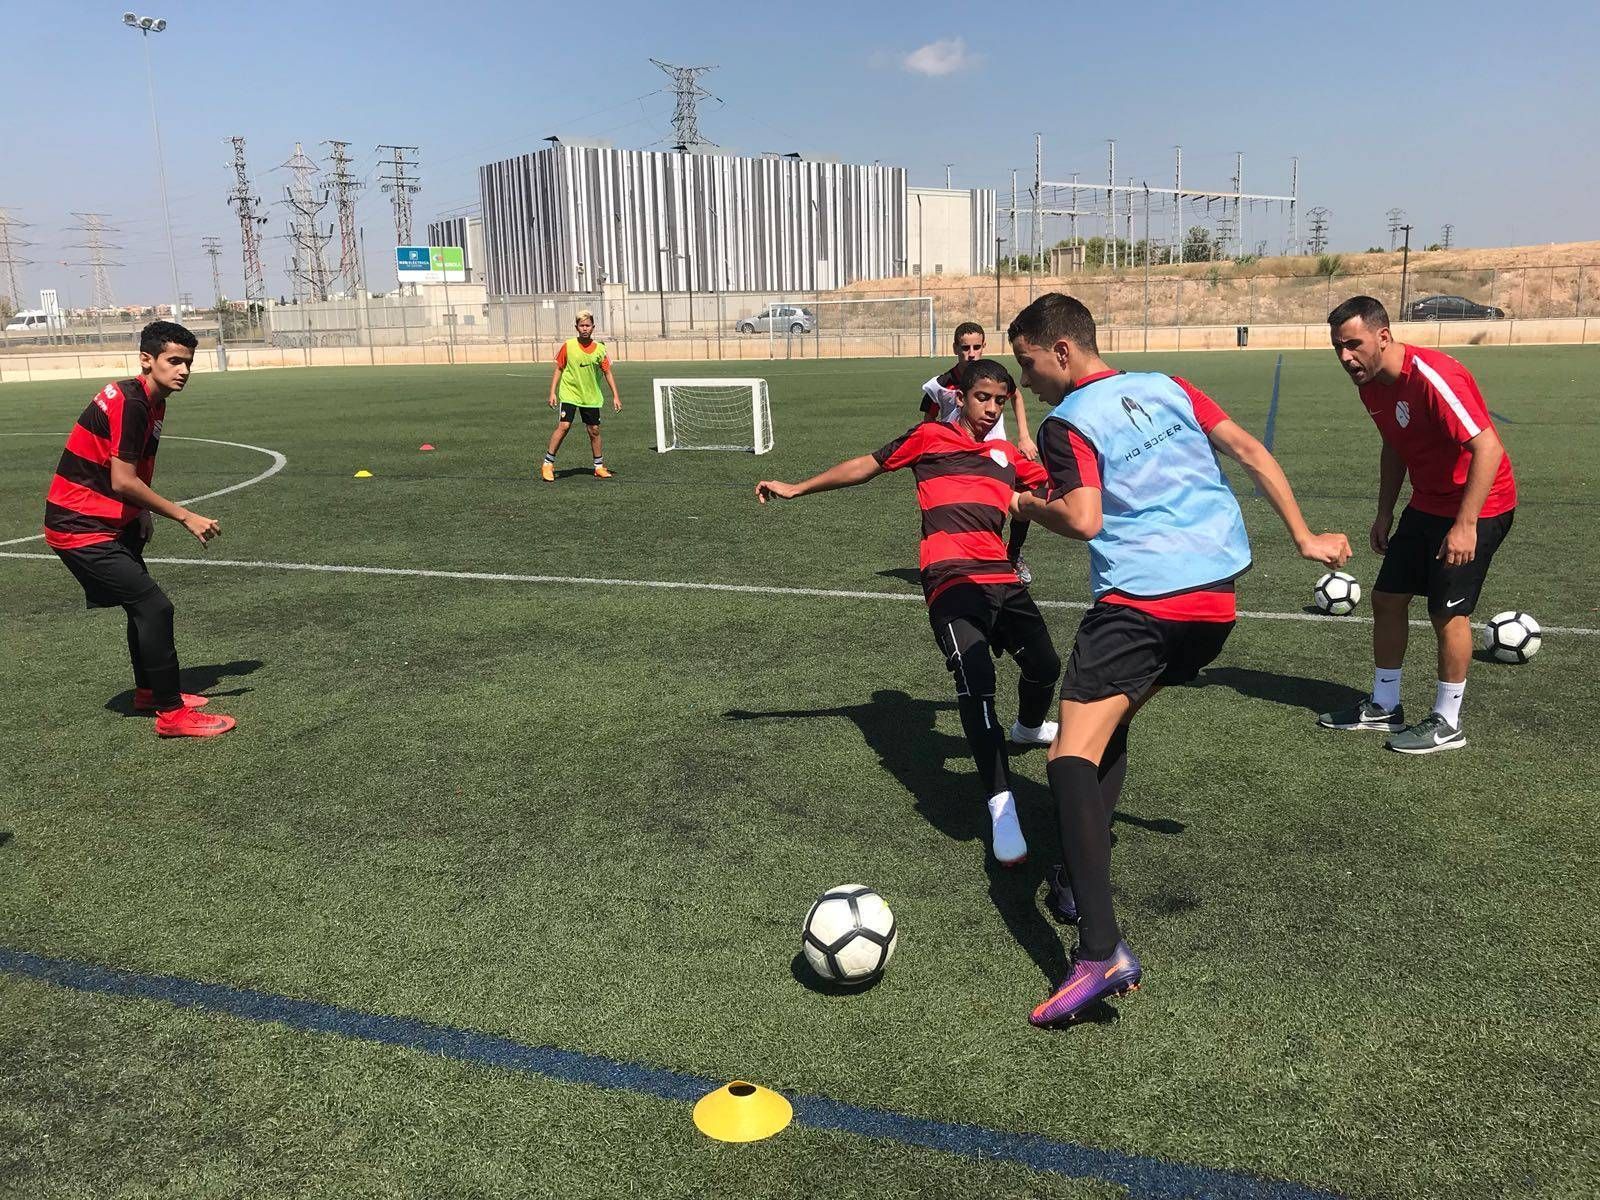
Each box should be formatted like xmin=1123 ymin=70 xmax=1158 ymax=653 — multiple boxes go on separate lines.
xmin=1314 ymin=571 xmax=1362 ymax=616
xmin=1483 ymin=611 xmax=1542 ymax=663
xmin=801 ymin=884 xmax=897 ymax=985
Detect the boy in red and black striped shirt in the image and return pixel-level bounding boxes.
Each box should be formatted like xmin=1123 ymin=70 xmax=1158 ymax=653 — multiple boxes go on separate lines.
xmin=756 ymin=360 xmax=1062 ymax=867
xmin=44 ymin=321 xmax=235 ymax=738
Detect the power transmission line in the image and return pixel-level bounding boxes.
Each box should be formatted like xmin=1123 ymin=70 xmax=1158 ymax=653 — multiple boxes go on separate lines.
xmin=227 ymin=136 xmax=269 ymax=305
xmin=324 ymin=139 xmax=364 ymax=294
xmin=650 ymin=59 xmax=719 ymax=147
xmin=377 ymin=144 xmax=421 ymax=246
xmin=1441 ymin=223 xmax=1454 ymax=250
xmin=202 ymin=236 xmax=225 ymax=306
xmin=0 ymin=207 xmax=34 ymax=309
xmin=1307 ymin=206 xmax=1330 ymax=255
xmin=1387 ymin=207 xmax=1405 ymax=250
xmin=279 ymin=142 xmax=334 ymax=302
xmin=68 ymin=213 xmax=122 ymax=310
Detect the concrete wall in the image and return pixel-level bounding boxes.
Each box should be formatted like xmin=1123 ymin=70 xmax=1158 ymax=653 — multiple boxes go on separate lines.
xmin=907 ymin=187 xmax=994 ymax=277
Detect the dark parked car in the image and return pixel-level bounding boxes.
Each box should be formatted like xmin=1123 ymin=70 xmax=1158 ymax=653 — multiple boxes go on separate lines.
xmin=1403 ymin=294 xmax=1505 ymax=321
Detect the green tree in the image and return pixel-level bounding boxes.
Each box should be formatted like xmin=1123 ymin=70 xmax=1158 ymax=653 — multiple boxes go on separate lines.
xmin=1183 ymin=226 xmax=1216 ymax=262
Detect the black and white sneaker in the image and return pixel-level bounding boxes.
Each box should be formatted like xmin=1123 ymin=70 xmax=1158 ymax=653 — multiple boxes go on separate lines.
xmin=1386 ymin=712 xmax=1466 ymax=755
xmin=1317 ymin=698 xmax=1406 ymax=733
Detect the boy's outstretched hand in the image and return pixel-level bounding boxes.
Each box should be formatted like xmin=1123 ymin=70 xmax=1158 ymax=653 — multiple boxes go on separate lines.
xmin=755 ymin=480 xmax=799 ymax=504
xmin=1298 ymin=531 xmax=1353 ymax=568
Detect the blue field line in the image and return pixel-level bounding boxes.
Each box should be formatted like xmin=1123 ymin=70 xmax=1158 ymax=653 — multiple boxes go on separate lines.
xmin=1254 ymin=355 xmax=1284 ymax=498
xmin=0 ymin=946 xmax=1347 ymax=1200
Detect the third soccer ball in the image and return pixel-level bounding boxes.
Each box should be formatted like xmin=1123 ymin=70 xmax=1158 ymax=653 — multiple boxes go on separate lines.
xmin=1483 ymin=611 xmax=1542 ymax=663
xmin=1314 ymin=571 xmax=1362 ymax=616
xmin=801 ymin=885 xmax=897 ymax=985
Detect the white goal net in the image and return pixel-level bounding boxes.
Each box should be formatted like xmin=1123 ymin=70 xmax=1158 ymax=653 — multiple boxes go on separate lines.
xmin=653 ymin=378 xmax=773 ymax=454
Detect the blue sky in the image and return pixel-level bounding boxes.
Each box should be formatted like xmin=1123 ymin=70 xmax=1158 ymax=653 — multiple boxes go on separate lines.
xmin=3 ymin=0 xmax=1596 ymax=306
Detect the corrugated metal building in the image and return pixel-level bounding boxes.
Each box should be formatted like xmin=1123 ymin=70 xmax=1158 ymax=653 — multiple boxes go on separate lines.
xmin=478 ymin=143 xmax=912 ymax=297
xmin=425 ymin=215 xmax=485 ymax=281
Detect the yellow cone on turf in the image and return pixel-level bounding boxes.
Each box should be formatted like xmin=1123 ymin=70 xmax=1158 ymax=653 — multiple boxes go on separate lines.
xmin=692 ymin=1081 xmax=792 ymax=1143
xmin=354 ymin=469 xmax=373 ymax=478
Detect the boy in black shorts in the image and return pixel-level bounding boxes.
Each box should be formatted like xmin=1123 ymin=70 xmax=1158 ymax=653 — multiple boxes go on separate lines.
xmin=757 ymin=360 xmax=1061 ymax=866
xmin=1007 ymin=294 xmax=1350 ymax=1027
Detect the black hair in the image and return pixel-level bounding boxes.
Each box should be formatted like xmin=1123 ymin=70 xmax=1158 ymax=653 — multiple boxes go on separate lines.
xmin=952 ymin=321 xmax=985 ymax=346
xmin=140 ymin=320 xmax=198 ymax=358
xmin=958 ymin=358 xmax=1016 ymax=395
xmin=1328 ymin=295 xmax=1390 ymax=331
xmin=1006 ymin=293 xmax=1098 ymax=353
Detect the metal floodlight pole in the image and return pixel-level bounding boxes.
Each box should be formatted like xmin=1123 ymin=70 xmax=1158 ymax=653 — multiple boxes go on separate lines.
xmin=124 ymin=13 xmax=182 ymax=318
xmin=994 ymin=233 xmax=1004 ymax=332
xmin=1142 ymin=184 xmax=1151 ymax=352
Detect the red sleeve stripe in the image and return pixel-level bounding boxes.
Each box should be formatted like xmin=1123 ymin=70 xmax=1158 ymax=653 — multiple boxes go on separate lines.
xmin=1411 ymin=356 xmax=1483 ymax=438
xmin=1069 ymin=429 xmax=1100 ymax=488
xmin=1171 ymin=376 xmax=1230 ymax=432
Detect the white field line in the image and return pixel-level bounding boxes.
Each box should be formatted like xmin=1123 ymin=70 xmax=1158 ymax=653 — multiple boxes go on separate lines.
xmin=2 ymin=550 xmax=1596 ymax=636
xmin=0 ymin=436 xmax=288 ymax=547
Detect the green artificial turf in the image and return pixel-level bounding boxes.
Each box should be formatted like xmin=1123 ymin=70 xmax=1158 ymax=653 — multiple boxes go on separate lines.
xmin=1 ymin=347 xmax=1596 ymax=1199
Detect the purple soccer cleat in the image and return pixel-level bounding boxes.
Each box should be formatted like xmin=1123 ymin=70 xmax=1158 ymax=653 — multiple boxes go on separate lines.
xmin=1030 ymin=941 xmax=1142 ymax=1027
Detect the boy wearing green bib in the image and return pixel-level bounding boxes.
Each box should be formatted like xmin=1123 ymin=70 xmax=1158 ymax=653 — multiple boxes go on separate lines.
xmin=542 ymin=310 xmax=622 ymax=481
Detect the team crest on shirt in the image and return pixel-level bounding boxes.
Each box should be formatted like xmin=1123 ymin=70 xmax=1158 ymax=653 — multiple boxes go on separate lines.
xmin=1121 ymin=395 xmax=1154 ymax=429
xmin=1395 ymin=399 xmax=1411 ymax=428
xmin=988 ymin=447 xmax=1010 ymax=469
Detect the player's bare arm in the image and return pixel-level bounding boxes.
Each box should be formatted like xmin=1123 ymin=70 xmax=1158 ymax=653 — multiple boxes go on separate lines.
xmin=1206 ymin=418 xmax=1351 ymax=567
xmin=547 ymin=362 xmax=562 ymax=408
xmin=108 ymin=457 xmax=219 ymax=545
xmin=1372 ymin=440 xmax=1406 ymax=554
xmin=1010 ymin=391 xmax=1038 ymax=460
xmin=603 ymin=360 xmax=622 ymax=412
xmin=1011 ymin=486 xmax=1100 ymax=540
xmin=755 ymin=454 xmax=883 ymax=503
xmin=1438 ymin=427 xmax=1506 ymax=566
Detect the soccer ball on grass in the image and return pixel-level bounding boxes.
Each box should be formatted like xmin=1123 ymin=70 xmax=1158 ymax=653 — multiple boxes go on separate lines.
xmin=1313 ymin=571 xmax=1362 ymax=616
xmin=1482 ymin=611 xmax=1541 ymax=663
xmin=801 ymin=885 xmax=897 ymax=985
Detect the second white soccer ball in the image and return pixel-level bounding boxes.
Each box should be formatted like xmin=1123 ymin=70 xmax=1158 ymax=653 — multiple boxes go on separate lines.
xmin=1314 ymin=571 xmax=1362 ymax=616
xmin=801 ymin=885 xmax=897 ymax=985
xmin=1482 ymin=611 xmax=1542 ymax=663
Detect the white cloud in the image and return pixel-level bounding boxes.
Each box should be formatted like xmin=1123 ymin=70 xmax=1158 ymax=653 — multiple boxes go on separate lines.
xmin=901 ymin=38 xmax=976 ymax=77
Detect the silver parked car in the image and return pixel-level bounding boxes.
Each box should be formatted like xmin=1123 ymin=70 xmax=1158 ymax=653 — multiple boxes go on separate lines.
xmin=735 ymin=304 xmax=816 ymax=334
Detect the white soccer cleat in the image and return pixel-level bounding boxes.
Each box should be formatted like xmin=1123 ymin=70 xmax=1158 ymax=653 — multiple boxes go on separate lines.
xmin=1010 ymin=719 xmax=1058 ymax=746
xmin=988 ymin=792 xmax=1028 ymax=866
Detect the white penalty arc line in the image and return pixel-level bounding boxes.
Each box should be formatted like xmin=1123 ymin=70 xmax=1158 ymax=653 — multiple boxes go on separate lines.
xmin=0 ymin=435 xmax=288 ymax=548
xmin=1 ymin=550 xmax=1596 ymax=636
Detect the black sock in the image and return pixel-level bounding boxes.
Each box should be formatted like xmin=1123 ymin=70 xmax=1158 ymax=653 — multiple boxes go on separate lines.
xmin=1048 ymin=755 xmax=1118 ymax=959
xmin=956 ymin=695 xmax=1009 ymax=798
xmin=543 ymin=452 xmax=556 ymax=464
xmin=126 ymin=613 xmax=150 ymax=691
xmin=126 ymin=589 xmax=180 ymax=711
xmin=1099 ymin=724 xmax=1130 ymax=826
xmin=1016 ymin=675 xmax=1055 ymax=731
xmin=1007 ymin=518 xmax=1030 ymax=562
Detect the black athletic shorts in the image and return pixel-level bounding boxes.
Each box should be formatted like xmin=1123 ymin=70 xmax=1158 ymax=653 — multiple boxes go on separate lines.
xmin=1374 ymin=505 xmax=1514 ymax=617
xmin=928 ymin=581 xmax=1053 ymax=660
xmin=54 ymin=527 xmax=160 ymax=610
xmin=1059 ymin=602 xmax=1234 ymax=703
xmin=558 ymin=402 xmax=601 ymax=427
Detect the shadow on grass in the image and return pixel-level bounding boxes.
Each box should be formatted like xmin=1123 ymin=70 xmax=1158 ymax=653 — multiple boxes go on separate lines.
xmin=788 ymin=952 xmax=886 ymax=996
xmin=729 ymin=690 xmax=1180 ymax=987
xmin=1184 ymin=666 xmax=1365 ymax=715
xmin=106 ymin=659 xmax=265 ymax=716
xmin=874 ymin=567 xmax=923 ymax=587
xmin=0 ymin=831 xmax=11 ymax=851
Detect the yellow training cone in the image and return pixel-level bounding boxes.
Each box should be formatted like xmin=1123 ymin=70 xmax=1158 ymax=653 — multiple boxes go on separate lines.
xmin=353 ymin=469 xmax=373 ymax=478
xmin=692 ymin=1081 xmax=792 ymax=1143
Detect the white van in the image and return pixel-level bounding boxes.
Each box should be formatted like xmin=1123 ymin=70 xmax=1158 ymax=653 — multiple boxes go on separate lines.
xmin=4 ymin=309 xmax=60 ymax=333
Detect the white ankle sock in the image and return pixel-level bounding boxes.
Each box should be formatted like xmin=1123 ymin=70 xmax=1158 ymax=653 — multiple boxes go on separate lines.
xmin=987 ymin=790 xmax=1026 ymax=863
xmin=1433 ymin=680 xmax=1465 ymax=726
xmin=1373 ymin=667 xmax=1403 ymax=711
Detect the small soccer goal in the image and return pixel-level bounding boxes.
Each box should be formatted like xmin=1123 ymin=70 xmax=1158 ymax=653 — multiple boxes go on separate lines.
xmin=653 ymin=377 xmax=773 ymax=454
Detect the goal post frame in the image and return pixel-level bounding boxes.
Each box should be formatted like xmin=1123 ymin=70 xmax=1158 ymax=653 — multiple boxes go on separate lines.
xmin=653 ymin=377 xmax=773 ymax=455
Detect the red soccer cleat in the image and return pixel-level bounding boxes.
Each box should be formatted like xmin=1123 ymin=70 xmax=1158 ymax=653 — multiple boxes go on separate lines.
xmin=134 ymin=689 xmax=210 ymax=713
xmin=154 ymin=708 xmax=237 ymax=738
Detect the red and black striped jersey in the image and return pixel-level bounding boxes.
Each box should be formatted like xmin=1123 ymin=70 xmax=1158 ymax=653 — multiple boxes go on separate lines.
xmin=872 ymin=421 xmax=1048 ymax=603
xmin=43 ymin=376 xmax=165 ymax=550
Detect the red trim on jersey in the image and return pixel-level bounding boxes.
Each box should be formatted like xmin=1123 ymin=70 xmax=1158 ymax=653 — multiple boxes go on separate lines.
xmin=926 ymin=570 xmax=1020 ymax=605
xmin=917 ymin=472 xmax=1013 ymax=512
xmin=1170 ymin=376 xmax=1231 ymax=432
xmin=1101 ymin=587 xmax=1237 ymax=623
xmin=1071 ymin=368 xmax=1120 ymax=389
